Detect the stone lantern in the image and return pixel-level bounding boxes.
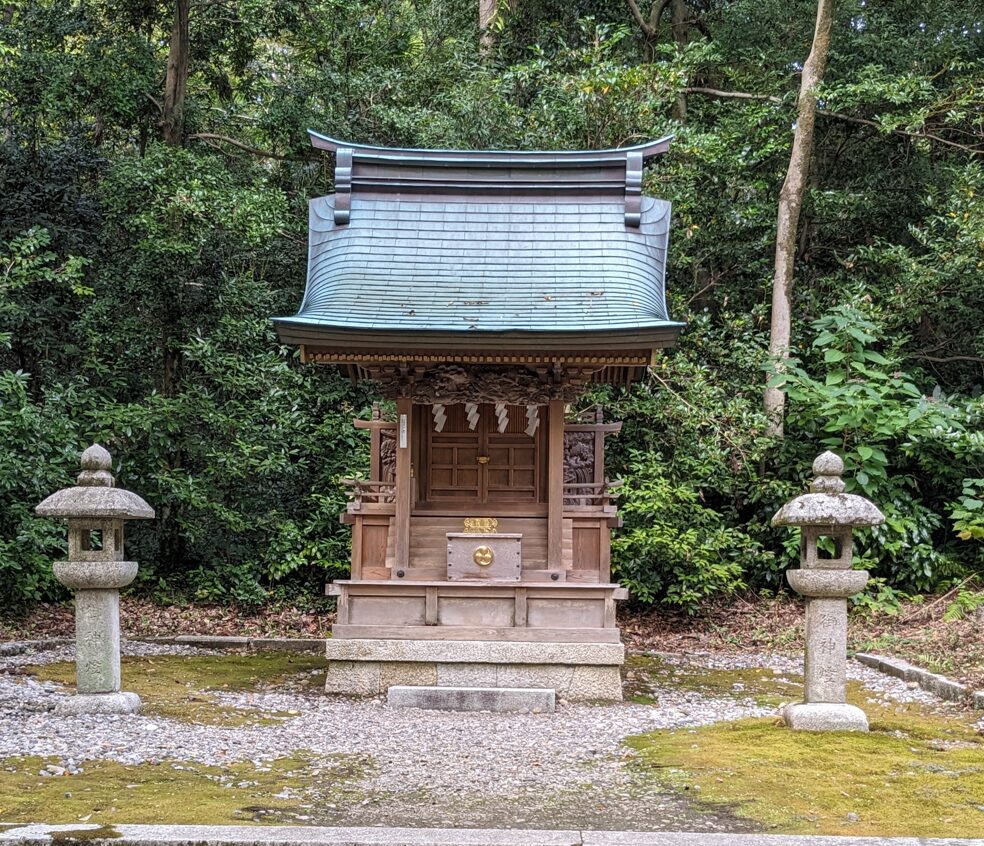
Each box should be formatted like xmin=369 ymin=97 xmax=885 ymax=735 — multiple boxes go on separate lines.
xmin=772 ymin=451 xmax=884 ymax=732
xmin=36 ymin=444 xmax=154 ymax=714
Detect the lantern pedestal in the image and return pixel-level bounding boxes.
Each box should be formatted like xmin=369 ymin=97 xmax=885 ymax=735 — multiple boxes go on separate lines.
xmin=56 ymin=691 xmax=141 ymax=716
xmin=784 ymin=702 xmax=869 ymax=732
xmin=52 ymin=559 xmax=141 ymax=715
xmin=36 ymin=444 xmax=154 ymax=717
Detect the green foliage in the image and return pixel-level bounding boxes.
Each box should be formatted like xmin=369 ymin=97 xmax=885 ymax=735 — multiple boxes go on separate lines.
xmin=614 ymin=459 xmax=753 ymax=612
xmin=2 ymin=0 xmax=984 ymax=609
xmin=772 ymin=303 xmax=981 ymax=591
xmin=951 ymin=479 xmax=984 ymax=545
xmin=850 ymin=577 xmax=918 ymax=617
xmin=942 ymin=588 xmax=984 ymax=622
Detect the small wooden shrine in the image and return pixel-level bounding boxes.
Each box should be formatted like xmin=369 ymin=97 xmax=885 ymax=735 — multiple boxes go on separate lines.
xmin=274 ymin=132 xmax=682 ymax=700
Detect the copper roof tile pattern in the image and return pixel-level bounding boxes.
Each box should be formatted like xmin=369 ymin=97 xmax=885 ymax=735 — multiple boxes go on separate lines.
xmin=273 ymin=134 xmax=683 ymax=346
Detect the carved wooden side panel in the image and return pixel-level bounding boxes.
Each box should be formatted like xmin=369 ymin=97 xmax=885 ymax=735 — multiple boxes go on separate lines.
xmin=563 ymin=431 xmax=595 ymax=485
xmin=380 ymin=430 xmax=396 ymax=485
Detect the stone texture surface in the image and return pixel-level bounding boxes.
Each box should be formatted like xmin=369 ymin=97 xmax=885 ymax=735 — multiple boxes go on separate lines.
xmin=74 ymin=589 xmax=122 ymax=694
xmin=324 ymin=658 xmax=623 ymax=700
xmin=387 ymin=685 xmax=556 ymax=713
xmin=3 ymin=822 xmax=984 ymax=846
xmin=174 ymin=635 xmax=249 ymax=647
xmin=855 ymin=652 xmax=982 ymax=707
xmin=53 ymin=560 xmax=138 ymax=591
xmin=783 ymin=702 xmax=869 ymax=732
xmin=497 ymin=663 xmax=574 ymax=692
xmin=772 ymin=492 xmax=885 ymax=527
xmin=53 ymin=690 xmax=141 ymax=715
xmin=378 ymin=661 xmax=437 ymax=689
xmin=323 ymin=660 xmax=380 ymax=696
xmin=786 ymin=568 xmax=869 ymax=598
xmin=435 ymin=662 xmax=498 ymax=687
xmin=325 ymin=639 xmax=624 ymax=665
xmin=803 ymin=598 xmax=848 ymax=704
xmin=249 ymin=638 xmax=325 ymax=653
xmin=569 ymin=665 xmax=623 ymax=700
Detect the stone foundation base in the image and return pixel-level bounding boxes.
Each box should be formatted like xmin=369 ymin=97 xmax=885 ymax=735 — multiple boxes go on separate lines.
xmin=784 ymin=702 xmax=868 ymax=732
xmin=324 ymin=639 xmax=624 ymax=701
xmin=55 ymin=691 xmax=141 ymax=715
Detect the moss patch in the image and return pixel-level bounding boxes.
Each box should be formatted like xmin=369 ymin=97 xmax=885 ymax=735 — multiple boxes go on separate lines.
xmin=0 ymin=754 xmax=369 ymax=825
xmin=26 ymin=652 xmax=328 ymax=726
xmin=627 ymin=702 xmax=984 ymax=837
xmin=623 ymin=654 xmax=803 ymax=708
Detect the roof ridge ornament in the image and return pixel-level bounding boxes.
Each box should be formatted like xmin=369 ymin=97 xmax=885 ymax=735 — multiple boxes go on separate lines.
xmin=334 ymin=148 xmax=353 ymax=225
xmin=624 ymin=150 xmax=643 ymax=227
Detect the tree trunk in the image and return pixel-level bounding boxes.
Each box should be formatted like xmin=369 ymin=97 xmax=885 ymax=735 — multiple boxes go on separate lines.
xmin=764 ymin=0 xmax=837 ymax=437
xmin=479 ymin=0 xmax=517 ymax=52
xmin=671 ymin=0 xmax=689 ymax=121
xmin=161 ymin=0 xmax=190 ymax=146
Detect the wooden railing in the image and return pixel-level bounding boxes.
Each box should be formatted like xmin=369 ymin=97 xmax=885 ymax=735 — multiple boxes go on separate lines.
xmin=341 ymin=478 xmax=396 ymax=511
xmin=563 ymin=479 xmax=622 ymax=509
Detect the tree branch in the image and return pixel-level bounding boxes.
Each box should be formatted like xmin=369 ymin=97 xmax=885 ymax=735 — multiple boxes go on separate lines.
xmin=187 ymin=132 xmax=299 ymax=161
xmin=913 ymin=354 xmax=984 ymax=364
xmin=683 ymin=87 xmax=983 ymax=156
xmin=626 ymin=0 xmax=670 ymax=38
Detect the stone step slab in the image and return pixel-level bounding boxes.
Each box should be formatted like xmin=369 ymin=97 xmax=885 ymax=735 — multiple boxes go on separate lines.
xmin=387 ymin=684 xmax=555 ymax=713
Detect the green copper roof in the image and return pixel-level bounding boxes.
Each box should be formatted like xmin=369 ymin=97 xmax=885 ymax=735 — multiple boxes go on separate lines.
xmin=273 ymin=135 xmax=683 ymax=348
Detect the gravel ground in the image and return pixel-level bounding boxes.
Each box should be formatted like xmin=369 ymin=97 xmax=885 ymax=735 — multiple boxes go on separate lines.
xmin=0 ymin=640 xmax=975 ymax=830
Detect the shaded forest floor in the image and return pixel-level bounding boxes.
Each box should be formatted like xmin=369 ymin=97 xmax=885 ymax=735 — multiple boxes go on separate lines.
xmin=2 ymin=591 xmax=982 ymax=690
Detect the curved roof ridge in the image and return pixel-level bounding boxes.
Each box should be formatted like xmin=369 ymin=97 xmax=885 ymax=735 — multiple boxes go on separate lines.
xmin=307 ymin=130 xmax=673 ymax=162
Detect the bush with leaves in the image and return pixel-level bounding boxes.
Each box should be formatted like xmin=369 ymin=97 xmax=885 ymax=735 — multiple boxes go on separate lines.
xmin=773 ymin=303 xmax=983 ymax=591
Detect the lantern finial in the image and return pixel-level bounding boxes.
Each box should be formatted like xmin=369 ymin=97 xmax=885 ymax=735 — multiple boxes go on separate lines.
xmin=78 ymin=443 xmax=114 ymax=487
xmin=810 ymin=450 xmax=845 ymax=493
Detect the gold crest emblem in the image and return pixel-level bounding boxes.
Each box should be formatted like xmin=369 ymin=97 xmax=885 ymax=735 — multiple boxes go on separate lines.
xmin=473 ymin=545 xmax=495 ymax=567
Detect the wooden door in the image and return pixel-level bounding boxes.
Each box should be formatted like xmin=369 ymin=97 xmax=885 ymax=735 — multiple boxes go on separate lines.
xmin=425 ymin=404 xmax=539 ymax=505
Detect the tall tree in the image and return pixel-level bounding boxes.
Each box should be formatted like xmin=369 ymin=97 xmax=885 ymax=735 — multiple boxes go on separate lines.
xmin=763 ymin=0 xmax=837 ymax=436
xmin=162 ymin=0 xmax=190 ymax=146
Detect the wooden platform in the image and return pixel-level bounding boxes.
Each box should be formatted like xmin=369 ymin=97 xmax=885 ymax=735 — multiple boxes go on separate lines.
xmin=328 ymin=580 xmax=627 ymax=644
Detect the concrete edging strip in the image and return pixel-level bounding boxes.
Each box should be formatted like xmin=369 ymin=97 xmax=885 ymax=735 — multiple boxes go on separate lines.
xmin=854 ymin=652 xmax=983 ymax=709
xmin=2 ymin=824 xmax=984 ymax=846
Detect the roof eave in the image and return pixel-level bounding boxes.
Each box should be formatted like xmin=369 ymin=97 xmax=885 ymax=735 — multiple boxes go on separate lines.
xmin=307 ymin=130 xmax=673 ymax=163
xmin=272 ymin=318 xmax=685 ymax=353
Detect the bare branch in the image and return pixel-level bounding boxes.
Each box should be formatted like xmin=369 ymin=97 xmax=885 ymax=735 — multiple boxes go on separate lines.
xmin=187 ymin=132 xmax=298 ymax=161
xmin=913 ymin=354 xmax=984 ymax=364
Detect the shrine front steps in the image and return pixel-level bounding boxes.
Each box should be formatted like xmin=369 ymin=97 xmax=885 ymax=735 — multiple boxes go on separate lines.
xmin=323 ymin=639 xmax=624 ymax=702
xmin=387 ymin=685 xmax=556 ymax=713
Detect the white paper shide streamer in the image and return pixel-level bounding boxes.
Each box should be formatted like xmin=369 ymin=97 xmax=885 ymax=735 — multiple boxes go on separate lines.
xmin=465 ymin=402 xmax=480 ymax=431
xmin=524 ymin=405 xmax=540 ymax=437
xmin=494 ymin=402 xmax=509 ymax=433
xmin=432 ymin=403 xmax=447 ymax=433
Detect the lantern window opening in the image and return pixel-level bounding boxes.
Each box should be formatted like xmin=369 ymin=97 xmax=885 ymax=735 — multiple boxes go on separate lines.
xmin=82 ymin=529 xmax=104 ymax=552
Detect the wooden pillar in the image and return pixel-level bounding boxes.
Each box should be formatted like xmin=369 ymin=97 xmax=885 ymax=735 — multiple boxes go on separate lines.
xmin=547 ymin=399 xmax=565 ymax=571
xmin=394 ymin=396 xmax=413 ymax=574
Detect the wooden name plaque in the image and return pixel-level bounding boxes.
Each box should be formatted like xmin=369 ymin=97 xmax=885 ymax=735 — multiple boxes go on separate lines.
xmin=446 ymin=533 xmax=522 ymax=581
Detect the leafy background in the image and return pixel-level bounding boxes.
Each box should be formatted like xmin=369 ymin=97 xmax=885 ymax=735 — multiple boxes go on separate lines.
xmin=1 ymin=0 xmax=982 ymax=610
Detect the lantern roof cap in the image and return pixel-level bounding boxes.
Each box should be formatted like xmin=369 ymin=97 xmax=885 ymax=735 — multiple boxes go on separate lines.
xmin=36 ymin=444 xmax=154 ymax=520
xmin=771 ymin=451 xmax=885 ymax=528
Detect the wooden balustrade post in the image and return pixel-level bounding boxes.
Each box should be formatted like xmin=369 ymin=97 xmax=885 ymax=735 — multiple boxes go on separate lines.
xmin=394 ymin=396 xmax=413 ymax=574
xmin=547 ymin=399 xmax=565 ymax=571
